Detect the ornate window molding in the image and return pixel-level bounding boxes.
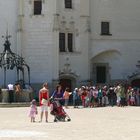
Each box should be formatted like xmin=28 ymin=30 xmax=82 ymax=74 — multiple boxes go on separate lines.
xmin=59 ymin=32 xmax=75 ymax=53
xmin=59 ymin=18 xmax=78 ymax=53
xmin=53 ymin=14 xmax=60 ymax=31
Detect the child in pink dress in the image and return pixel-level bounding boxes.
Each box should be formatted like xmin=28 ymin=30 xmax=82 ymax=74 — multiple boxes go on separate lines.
xmin=28 ymin=99 xmax=38 ymax=122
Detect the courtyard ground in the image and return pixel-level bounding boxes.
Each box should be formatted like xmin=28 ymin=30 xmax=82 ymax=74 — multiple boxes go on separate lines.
xmin=0 ymin=106 xmax=140 ymax=140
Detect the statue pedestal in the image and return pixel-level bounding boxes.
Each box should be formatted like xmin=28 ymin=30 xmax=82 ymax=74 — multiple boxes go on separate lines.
xmin=20 ymin=89 xmax=32 ymax=102
xmin=1 ymin=89 xmax=32 ymax=103
xmin=1 ymin=89 xmax=9 ymax=103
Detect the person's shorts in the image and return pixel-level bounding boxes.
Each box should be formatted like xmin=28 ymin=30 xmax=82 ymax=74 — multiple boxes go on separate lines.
xmin=40 ymin=105 xmax=48 ymax=112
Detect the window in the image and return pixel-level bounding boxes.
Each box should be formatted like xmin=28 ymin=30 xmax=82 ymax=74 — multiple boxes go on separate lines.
xmin=59 ymin=33 xmax=66 ymax=52
xmin=101 ymin=22 xmax=111 ymax=35
xmin=65 ymin=0 xmax=72 ymax=9
xmin=59 ymin=32 xmax=74 ymax=52
xmin=68 ymin=33 xmax=73 ymax=52
xmin=34 ymin=0 xmax=42 ymax=15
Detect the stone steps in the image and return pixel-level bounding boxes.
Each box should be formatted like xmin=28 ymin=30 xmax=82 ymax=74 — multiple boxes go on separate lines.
xmin=0 ymin=102 xmax=30 ymax=108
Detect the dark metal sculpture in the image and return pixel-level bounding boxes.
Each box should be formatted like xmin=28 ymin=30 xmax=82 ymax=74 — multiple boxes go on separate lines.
xmin=0 ymin=31 xmax=30 ymax=88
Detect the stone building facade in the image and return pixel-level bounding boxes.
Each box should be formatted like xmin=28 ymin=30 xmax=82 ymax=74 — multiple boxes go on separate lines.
xmin=0 ymin=0 xmax=140 ymax=91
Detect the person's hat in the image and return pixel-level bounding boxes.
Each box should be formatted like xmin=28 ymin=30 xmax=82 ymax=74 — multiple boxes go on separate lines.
xmin=110 ymin=87 xmax=113 ymax=90
xmin=117 ymin=86 xmax=120 ymax=89
xmin=31 ymin=99 xmax=36 ymax=105
xmin=103 ymin=86 xmax=107 ymax=89
xmin=75 ymin=88 xmax=78 ymax=91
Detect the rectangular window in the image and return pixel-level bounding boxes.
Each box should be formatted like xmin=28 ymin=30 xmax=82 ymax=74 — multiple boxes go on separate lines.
xmin=101 ymin=22 xmax=111 ymax=35
xmin=65 ymin=0 xmax=72 ymax=9
xmin=34 ymin=0 xmax=42 ymax=15
xmin=68 ymin=33 xmax=73 ymax=52
xmin=59 ymin=33 xmax=66 ymax=52
xmin=59 ymin=32 xmax=74 ymax=52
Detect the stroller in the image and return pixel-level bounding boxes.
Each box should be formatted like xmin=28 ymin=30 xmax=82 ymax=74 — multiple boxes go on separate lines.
xmin=50 ymin=98 xmax=71 ymax=122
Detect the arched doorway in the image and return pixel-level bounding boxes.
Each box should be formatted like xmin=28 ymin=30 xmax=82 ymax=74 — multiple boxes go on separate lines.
xmin=96 ymin=65 xmax=107 ymax=83
xmin=59 ymin=78 xmax=73 ymax=105
xmin=59 ymin=73 xmax=78 ymax=91
xmin=92 ymin=63 xmax=109 ymax=84
xmin=90 ymin=50 xmax=121 ymax=84
xmin=60 ymin=79 xmax=72 ymax=92
xmin=59 ymin=74 xmax=77 ymax=105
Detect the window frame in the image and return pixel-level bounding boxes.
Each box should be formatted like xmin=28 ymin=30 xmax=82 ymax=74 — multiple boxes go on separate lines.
xmin=67 ymin=33 xmax=73 ymax=52
xmin=59 ymin=32 xmax=74 ymax=53
xmin=59 ymin=33 xmax=66 ymax=52
xmin=33 ymin=0 xmax=42 ymax=15
xmin=101 ymin=21 xmax=112 ymax=36
xmin=64 ymin=0 xmax=72 ymax=9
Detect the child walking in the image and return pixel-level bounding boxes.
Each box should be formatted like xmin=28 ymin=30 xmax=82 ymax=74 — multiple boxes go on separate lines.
xmin=28 ymin=99 xmax=38 ymax=122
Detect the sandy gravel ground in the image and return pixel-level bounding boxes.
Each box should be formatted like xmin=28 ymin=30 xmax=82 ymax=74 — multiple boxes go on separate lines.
xmin=0 ymin=106 xmax=140 ymax=140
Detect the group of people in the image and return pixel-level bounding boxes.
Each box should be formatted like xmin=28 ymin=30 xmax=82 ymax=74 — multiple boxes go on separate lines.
xmin=28 ymin=82 xmax=140 ymax=122
xmin=7 ymin=83 xmax=21 ymax=103
xmin=72 ymin=84 xmax=140 ymax=108
xmin=6 ymin=83 xmax=34 ymax=103
xmin=29 ymin=83 xmax=71 ymax=122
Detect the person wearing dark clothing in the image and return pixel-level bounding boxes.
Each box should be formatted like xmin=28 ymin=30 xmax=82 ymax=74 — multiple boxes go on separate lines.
xmin=108 ymin=87 xmax=116 ymax=106
xmin=0 ymin=87 xmax=2 ymax=102
xmin=52 ymin=84 xmax=64 ymax=106
xmin=73 ymin=88 xmax=80 ymax=108
xmin=120 ymin=85 xmax=126 ymax=107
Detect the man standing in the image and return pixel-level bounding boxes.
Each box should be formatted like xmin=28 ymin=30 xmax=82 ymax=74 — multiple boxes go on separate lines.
xmin=14 ymin=83 xmax=21 ymax=102
xmin=7 ymin=84 xmax=14 ymax=103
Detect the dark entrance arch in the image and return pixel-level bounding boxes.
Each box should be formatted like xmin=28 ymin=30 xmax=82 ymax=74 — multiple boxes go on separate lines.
xmin=60 ymin=79 xmax=72 ymax=92
xmin=96 ymin=66 xmax=106 ymax=83
xmin=131 ymin=79 xmax=140 ymax=88
xmin=59 ymin=78 xmax=73 ymax=105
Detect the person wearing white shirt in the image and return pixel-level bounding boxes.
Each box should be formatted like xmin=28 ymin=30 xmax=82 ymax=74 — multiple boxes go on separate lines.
xmin=7 ymin=84 xmax=14 ymax=103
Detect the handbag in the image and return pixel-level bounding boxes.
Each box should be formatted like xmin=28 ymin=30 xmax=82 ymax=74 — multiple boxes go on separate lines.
xmin=41 ymin=98 xmax=48 ymax=105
